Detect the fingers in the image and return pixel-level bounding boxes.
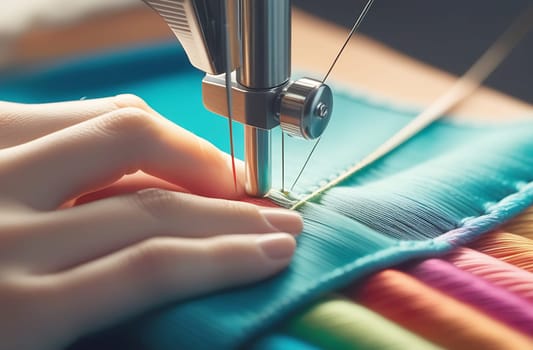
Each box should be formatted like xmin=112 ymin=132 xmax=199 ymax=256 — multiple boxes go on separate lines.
xmin=1 ymin=106 xmax=244 ymax=210
xmin=53 ymin=233 xmax=296 ymax=334
xmin=22 ymin=190 xmax=302 ymax=273
xmin=74 ymin=171 xmax=189 ymax=205
xmin=0 ymin=94 xmax=152 ymax=149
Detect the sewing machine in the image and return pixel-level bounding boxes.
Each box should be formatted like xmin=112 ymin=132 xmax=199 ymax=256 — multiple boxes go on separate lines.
xmin=142 ymin=0 xmax=333 ymax=196
xmin=7 ymin=1 xmax=532 ymax=197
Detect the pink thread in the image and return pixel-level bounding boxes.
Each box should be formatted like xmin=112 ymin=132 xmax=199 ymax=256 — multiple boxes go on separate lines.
xmin=445 ymin=248 xmax=533 ymax=304
xmin=408 ymin=258 xmax=533 ymax=336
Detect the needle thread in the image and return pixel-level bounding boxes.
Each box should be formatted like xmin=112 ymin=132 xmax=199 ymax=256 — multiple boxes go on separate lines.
xmin=289 ymin=0 xmax=375 ymax=193
xmin=281 ymin=132 xmax=286 ymax=193
xmin=322 ymin=0 xmax=375 ymax=83
xmin=289 ymin=4 xmax=533 ymax=211
xmin=290 ymin=138 xmax=321 ymax=191
xmin=227 ymin=96 xmax=237 ymax=191
xmin=224 ymin=1 xmax=237 ymax=191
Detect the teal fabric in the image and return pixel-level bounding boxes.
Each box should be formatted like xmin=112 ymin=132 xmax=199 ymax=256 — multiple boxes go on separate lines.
xmin=251 ymin=335 xmax=319 ymax=350
xmin=3 ymin=43 xmax=533 ymax=349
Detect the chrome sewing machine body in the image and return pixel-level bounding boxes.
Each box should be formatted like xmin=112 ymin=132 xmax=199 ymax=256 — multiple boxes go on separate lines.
xmin=143 ymin=0 xmax=333 ymax=197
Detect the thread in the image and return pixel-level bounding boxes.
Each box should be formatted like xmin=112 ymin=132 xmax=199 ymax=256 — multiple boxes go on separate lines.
xmin=469 ymin=231 xmax=533 ymax=272
xmin=349 ymin=269 xmax=533 ymax=350
xmin=445 ymin=247 xmax=533 ymax=303
xmin=407 ymin=258 xmax=533 ymax=336
xmin=284 ymin=297 xmax=440 ymax=350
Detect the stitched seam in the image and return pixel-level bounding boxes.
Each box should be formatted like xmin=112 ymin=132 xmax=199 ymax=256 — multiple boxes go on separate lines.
xmin=436 ymin=180 xmax=533 ymax=244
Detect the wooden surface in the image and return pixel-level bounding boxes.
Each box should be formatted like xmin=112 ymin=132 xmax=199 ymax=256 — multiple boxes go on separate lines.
xmin=10 ymin=6 xmax=533 ymax=120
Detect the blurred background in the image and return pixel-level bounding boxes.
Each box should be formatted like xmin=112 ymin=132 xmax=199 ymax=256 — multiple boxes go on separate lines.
xmin=295 ymin=0 xmax=533 ymax=104
xmin=1 ymin=0 xmax=532 ymax=103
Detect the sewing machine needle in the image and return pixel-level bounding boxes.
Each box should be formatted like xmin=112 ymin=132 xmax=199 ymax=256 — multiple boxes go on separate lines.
xmin=224 ymin=0 xmax=237 ymax=191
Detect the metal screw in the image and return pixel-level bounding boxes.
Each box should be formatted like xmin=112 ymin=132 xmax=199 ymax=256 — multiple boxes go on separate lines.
xmin=315 ymin=102 xmax=329 ymax=118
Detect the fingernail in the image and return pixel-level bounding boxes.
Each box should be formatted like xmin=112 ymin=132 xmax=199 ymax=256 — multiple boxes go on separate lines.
xmin=258 ymin=233 xmax=296 ymax=260
xmin=260 ymin=208 xmax=303 ymax=235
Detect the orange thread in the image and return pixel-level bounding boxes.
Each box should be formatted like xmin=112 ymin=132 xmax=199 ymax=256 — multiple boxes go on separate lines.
xmin=348 ymin=269 xmax=533 ymax=350
xmin=469 ymin=231 xmax=533 ymax=273
xmin=503 ymin=206 xmax=533 ymax=240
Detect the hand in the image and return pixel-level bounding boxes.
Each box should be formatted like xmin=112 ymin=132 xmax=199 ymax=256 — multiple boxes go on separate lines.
xmin=0 ymin=95 xmax=302 ymax=350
